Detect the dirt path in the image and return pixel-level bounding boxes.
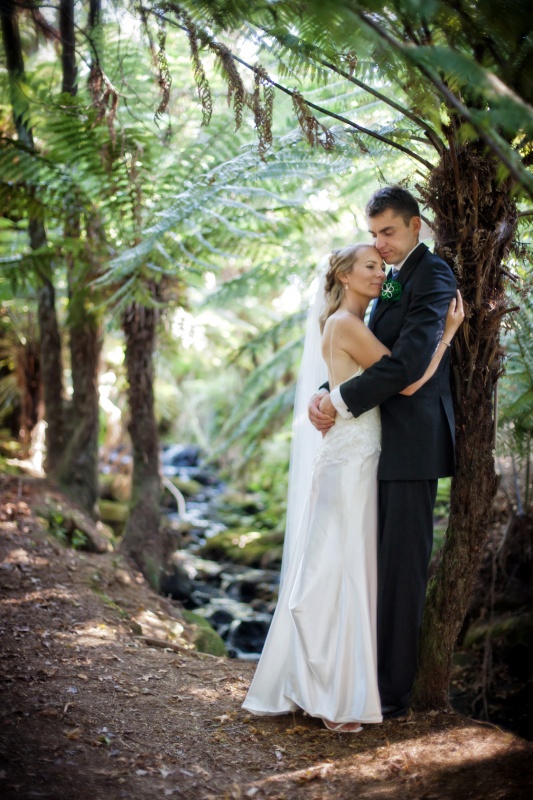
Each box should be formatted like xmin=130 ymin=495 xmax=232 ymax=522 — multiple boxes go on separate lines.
xmin=1 ymin=476 xmax=532 ymax=800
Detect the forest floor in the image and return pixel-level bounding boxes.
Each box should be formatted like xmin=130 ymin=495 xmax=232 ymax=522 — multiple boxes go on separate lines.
xmin=1 ymin=475 xmax=532 ymax=800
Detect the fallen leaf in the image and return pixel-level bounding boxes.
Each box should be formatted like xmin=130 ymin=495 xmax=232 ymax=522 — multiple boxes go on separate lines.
xmin=39 ymin=708 xmax=60 ymax=718
xmin=64 ymin=727 xmax=82 ymax=740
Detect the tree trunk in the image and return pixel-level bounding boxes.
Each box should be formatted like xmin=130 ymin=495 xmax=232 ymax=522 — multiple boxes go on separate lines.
xmin=60 ymin=0 xmax=77 ymax=95
xmin=412 ymin=144 xmax=517 ymax=708
xmin=121 ymin=301 xmax=163 ymax=590
xmin=32 ymin=231 xmax=65 ymax=476
xmin=58 ymin=294 xmax=102 ymax=513
xmin=16 ymin=338 xmax=42 ymax=455
xmin=53 ymin=0 xmax=102 ymax=513
xmin=1 ymin=3 xmax=65 ymax=473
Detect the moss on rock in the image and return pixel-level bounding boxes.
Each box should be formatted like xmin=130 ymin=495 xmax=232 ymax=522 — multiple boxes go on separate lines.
xmin=182 ymin=610 xmax=227 ymax=657
xmin=199 ymin=528 xmax=284 ymax=568
xmin=98 ymin=499 xmax=129 ymax=524
xmin=169 ymin=476 xmax=203 ymax=497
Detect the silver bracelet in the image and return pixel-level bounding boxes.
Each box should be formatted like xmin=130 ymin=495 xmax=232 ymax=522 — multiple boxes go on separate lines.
xmin=442 ymin=340 xmax=451 ymax=348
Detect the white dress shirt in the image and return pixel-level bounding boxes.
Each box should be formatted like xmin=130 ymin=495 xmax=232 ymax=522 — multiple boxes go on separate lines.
xmin=329 ymin=242 xmax=424 ymax=419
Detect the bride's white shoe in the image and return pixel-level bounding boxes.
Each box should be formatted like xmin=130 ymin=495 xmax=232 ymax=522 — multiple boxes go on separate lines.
xmin=323 ymin=720 xmax=363 ymax=733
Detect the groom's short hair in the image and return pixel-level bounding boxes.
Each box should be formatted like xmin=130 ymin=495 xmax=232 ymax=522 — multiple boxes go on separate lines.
xmin=366 ymin=186 xmax=420 ymax=226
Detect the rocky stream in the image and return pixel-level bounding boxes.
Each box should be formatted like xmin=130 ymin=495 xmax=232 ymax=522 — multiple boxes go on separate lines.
xmin=154 ymin=445 xmax=281 ymax=660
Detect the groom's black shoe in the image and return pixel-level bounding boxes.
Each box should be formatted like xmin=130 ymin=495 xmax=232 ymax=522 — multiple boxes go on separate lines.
xmin=381 ymin=705 xmax=408 ymax=719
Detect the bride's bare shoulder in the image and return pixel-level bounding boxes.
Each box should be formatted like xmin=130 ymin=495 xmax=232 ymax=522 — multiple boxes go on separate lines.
xmin=327 ymin=310 xmax=366 ymax=337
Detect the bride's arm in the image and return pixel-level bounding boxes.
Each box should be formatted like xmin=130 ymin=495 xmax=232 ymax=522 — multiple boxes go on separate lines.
xmin=400 ymin=290 xmax=463 ymax=395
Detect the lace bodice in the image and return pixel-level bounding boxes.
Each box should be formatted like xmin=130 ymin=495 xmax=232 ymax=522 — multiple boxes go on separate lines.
xmin=314 ymin=368 xmax=381 ymax=471
xmin=313 ymin=406 xmax=381 ymax=470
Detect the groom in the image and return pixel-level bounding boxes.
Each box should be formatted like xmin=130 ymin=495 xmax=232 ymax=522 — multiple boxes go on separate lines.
xmin=309 ymin=186 xmax=457 ymax=717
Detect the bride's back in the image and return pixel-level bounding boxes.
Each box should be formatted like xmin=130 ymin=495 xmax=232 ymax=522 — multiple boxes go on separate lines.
xmin=321 ymin=310 xmax=362 ymax=390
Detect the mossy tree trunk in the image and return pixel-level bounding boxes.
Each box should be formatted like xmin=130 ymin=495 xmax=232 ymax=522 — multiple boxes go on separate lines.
xmin=412 ymin=144 xmax=518 ymax=708
xmin=121 ymin=300 xmax=163 ymax=590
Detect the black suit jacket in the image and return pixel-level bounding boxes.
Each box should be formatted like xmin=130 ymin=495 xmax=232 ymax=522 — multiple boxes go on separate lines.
xmin=339 ymin=243 xmax=457 ymax=481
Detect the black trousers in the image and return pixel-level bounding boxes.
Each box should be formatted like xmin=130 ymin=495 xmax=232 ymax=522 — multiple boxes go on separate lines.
xmin=377 ymin=479 xmax=438 ymax=709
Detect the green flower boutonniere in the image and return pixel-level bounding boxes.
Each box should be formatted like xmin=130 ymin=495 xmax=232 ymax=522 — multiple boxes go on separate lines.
xmin=381 ymin=280 xmax=402 ymax=302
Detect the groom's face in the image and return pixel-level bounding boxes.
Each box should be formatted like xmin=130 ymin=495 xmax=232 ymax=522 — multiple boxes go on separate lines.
xmin=366 ymin=208 xmax=421 ymax=267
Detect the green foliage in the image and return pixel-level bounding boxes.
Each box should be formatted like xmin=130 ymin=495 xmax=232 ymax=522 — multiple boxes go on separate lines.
xmin=47 ymin=511 xmax=88 ymax=550
xmin=155 ymin=0 xmax=533 ymax=198
xmin=499 ymin=278 xmax=533 ymax=449
xmin=497 ymin=274 xmax=533 ymax=514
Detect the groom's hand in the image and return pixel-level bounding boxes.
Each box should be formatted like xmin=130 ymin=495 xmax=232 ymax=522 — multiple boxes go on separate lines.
xmin=308 ymin=391 xmax=336 ymax=432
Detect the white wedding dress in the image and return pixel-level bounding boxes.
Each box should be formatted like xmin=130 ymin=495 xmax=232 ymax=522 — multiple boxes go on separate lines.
xmin=242 ymin=378 xmax=383 ymax=725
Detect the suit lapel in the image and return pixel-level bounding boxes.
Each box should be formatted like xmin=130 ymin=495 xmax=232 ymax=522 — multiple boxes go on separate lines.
xmin=370 ymin=243 xmax=428 ymax=330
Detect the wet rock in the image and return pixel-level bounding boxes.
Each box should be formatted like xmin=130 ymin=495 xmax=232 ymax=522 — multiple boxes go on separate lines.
xmin=189 ymin=581 xmax=226 ymax=608
xmin=206 ymin=608 xmax=235 ymax=628
xmin=161 ymin=562 xmax=194 ymax=602
xmin=226 ymin=618 xmax=271 ymax=659
xmin=162 ymin=445 xmax=202 ymax=469
xmin=221 ymin=567 xmax=280 ymax=604
xmin=189 ymin=468 xmax=220 ymax=487
xmin=184 ymin=554 xmax=224 ymax=582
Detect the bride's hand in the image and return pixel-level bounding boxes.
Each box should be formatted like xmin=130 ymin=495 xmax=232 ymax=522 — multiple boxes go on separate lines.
xmin=319 ymin=394 xmax=336 ymax=420
xmin=308 ymin=391 xmax=335 ymax=432
xmin=443 ymin=290 xmax=465 ymax=341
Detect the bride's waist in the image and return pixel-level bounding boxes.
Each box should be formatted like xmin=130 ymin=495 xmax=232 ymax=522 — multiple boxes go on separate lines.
xmin=315 ymin=408 xmax=381 ymax=465
xmin=332 ymin=407 xmax=380 ymax=428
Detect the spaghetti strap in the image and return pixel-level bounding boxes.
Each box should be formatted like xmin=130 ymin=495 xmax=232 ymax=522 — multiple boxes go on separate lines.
xmin=327 ymin=313 xmax=362 ymax=390
xmin=329 ymin=317 xmax=337 ymax=388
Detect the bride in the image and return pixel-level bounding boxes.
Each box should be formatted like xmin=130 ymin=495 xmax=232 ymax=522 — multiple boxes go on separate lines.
xmin=242 ymin=243 xmax=463 ymax=733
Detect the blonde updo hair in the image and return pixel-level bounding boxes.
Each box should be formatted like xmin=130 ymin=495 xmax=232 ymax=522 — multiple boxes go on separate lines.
xmin=319 ymin=243 xmax=371 ymax=332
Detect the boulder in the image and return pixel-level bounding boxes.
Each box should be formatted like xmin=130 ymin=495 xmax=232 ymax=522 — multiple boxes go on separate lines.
xmin=162 ymin=444 xmax=202 ymax=469
xmin=182 ymin=610 xmax=227 ymax=657
xmin=97 ymin=499 xmax=129 ymax=525
xmin=226 ymin=618 xmax=271 ymax=657
xmin=160 ymin=562 xmax=194 ymax=602
xmin=199 ymin=528 xmax=284 ymax=568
